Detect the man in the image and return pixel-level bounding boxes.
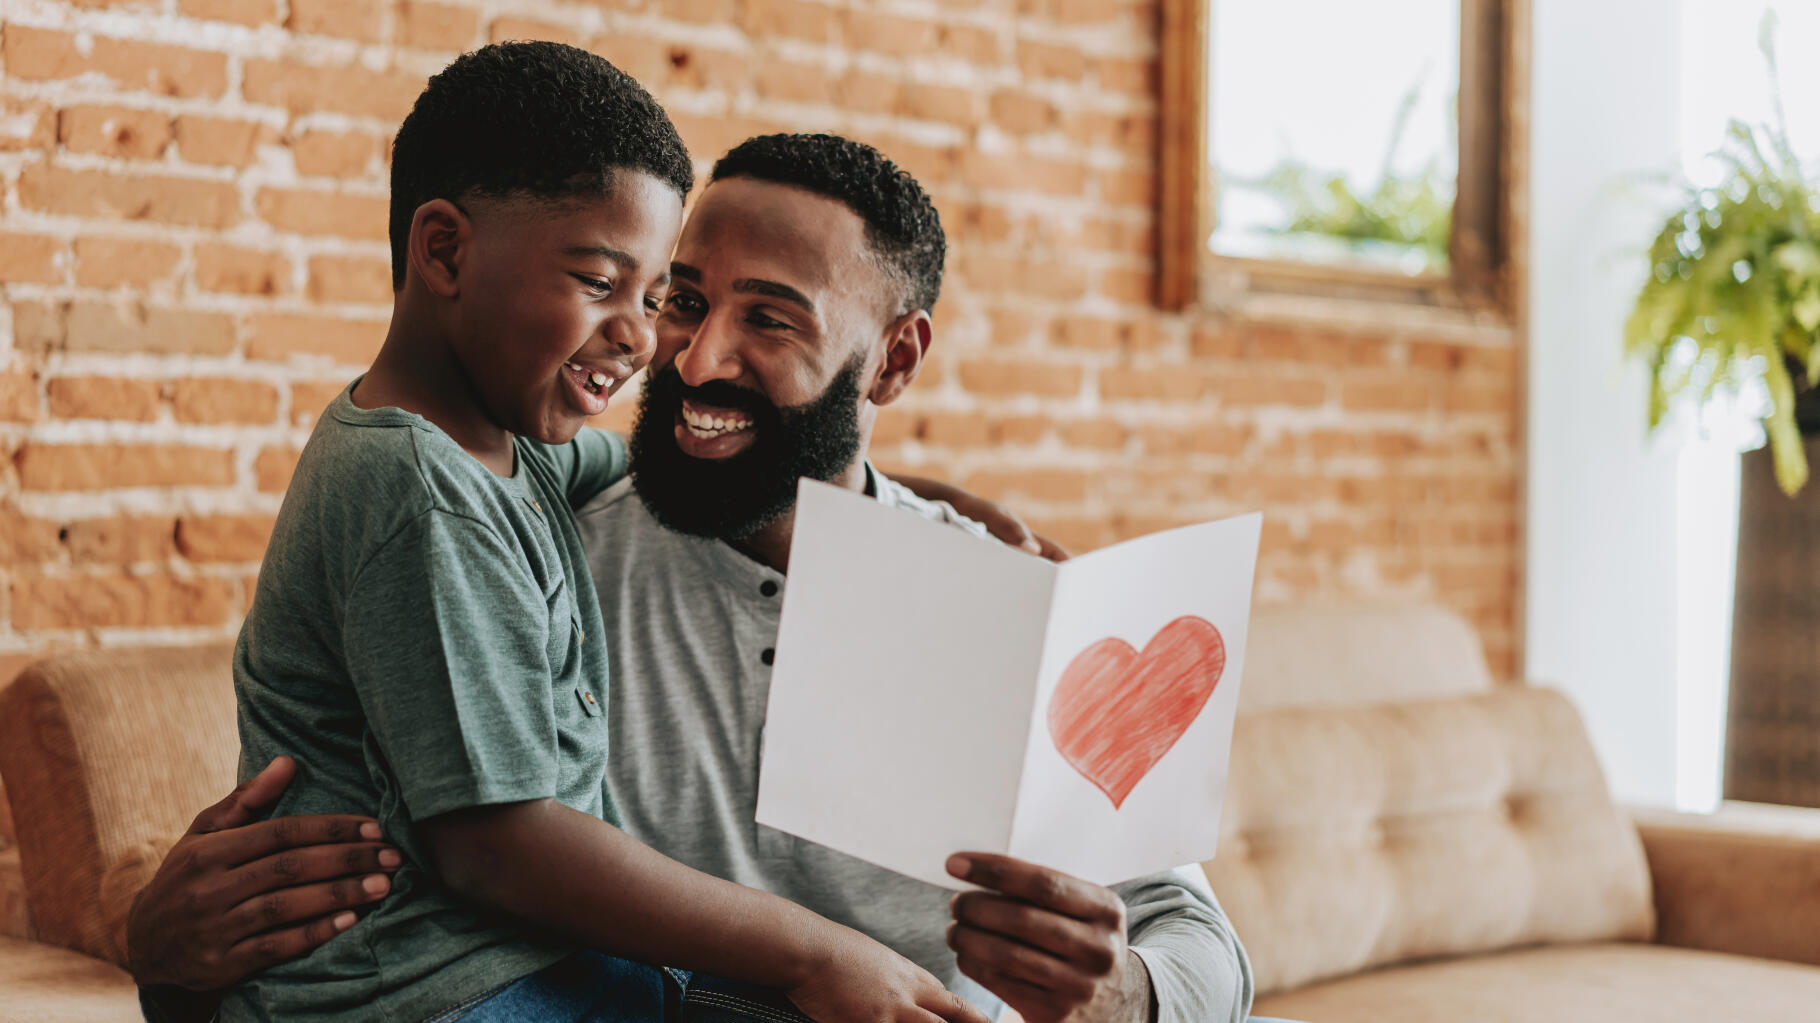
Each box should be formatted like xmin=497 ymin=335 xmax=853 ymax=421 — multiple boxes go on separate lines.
xmin=125 ymin=133 xmax=1255 ymax=1023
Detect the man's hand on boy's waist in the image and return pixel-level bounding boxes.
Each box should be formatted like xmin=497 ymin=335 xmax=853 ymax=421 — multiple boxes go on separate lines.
xmin=126 ymin=755 xmax=403 ymax=992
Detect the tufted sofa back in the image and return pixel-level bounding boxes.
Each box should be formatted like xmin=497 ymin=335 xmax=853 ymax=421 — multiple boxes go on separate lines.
xmin=1208 ymin=681 xmax=1655 ymax=995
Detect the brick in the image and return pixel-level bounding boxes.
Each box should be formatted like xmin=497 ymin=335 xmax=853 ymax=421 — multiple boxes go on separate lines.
xmin=58 ymin=106 xmax=172 ymax=159
xmin=180 ymin=0 xmax=280 ymax=26
xmin=990 ymin=91 xmax=1056 ymax=135
xmin=1017 ymin=40 xmax=1087 ymax=80
xmin=62 ymin=516 xmax=179 ymax=563
xmin=870 ymin=407 xmax=917 ymax=446
xmin=1141 ymin=423 xmax=1252 ymax=456
xmin=1095 ymin=56 xmax=1154 ymax=95
xmin=0 ymin=97 xmax=55 ymax=152
xmin=1190 ymin=325 xmax=1244 ymax=359
xmin=243 ymin=59 xmax=422 ymax=122
xmin=756 ymin=59 xmax=832 ymax=105
xmin=842 ymin=10 xmax=938 ymax=55
xmin=0 ymin=370 xmax=40 ymax=422
xmin=255 ymin=445 xmax=303 ymax=492
xmin=834 ymin=73 xmax=902 ymax=116
xmin=588 ymin=33 xmax=670 ymax=85
xmin=289 ymin=379 xmax=349 ymax=425
xmin=12 ymin=301 xmax=65 ymax=354
xmin=15 ymin=443 xmax=236 ymax=490
xmin=1 ymin=503 xmax=63 ymax=563
xmin=0 ymin=233 xmax=62 ymax=284
xmin=19 ymin=165 xmax=240 ymax=229
xmin=938 ymin=24 xmax=1001 ymax=64
xmin=288 ymin=0 xmax=387 ymax=41
xmin=957 ymin=149 xmax=1086 ymax=196
xmin=1059 ymin=418 xmax=1126 ymax=449
xmin=256 ymin=188 xmax=388 ymax=240
xmin=4 ymin=28 xmax=229 ymax=98
xmin=247 ymin=312 xmax=384 ymax=364
xmin=1444 ymin=382 xmax=1512 ymax=414
xmin=72 ymin=238 xmax=183 ymax=288
xmin=194 ymin=244 xmax=290 ymax=296
xmin=665 ymin=0 xmax=739 ymax=22
xmin=957 ymin=359 xmax=1082 ymax=397
xmin=46 ymin=377 xmax=162 ymax=421
xmin=963 ymin=468 xmax=1090 ymax=503
xmin=290 ymin=130 xmax=379 ymax=177
xmin=918 ymin=411 xmax=993 ymax=447
xmin=739 ymin=0 xmax=837 ymax=43
xmin=1410 ymin=340 xmax=1517 ymax=375
xmin=307 ymin=255 xmax=393 ymax=304
xmin=1098 ymin=366 xmax=1219 ymax=403
xmin=1054 ymin=318 xmax=1122 ymax=351
xmin=901 ymin=84 xmax=986 ymax=126
xmin=490 ymin=17 xmax=580 ymax=46
xmin=10 ymin=574 xmax=235 ymax=629
xmin=397 ymin=2 xmax=480 ymax=50
xmin=176 ymin=514 xmax=275 ymax=562
xmin=1101 ymin=267 xmax=1154 ymax=305
xmin=1250 ymin=326 xmax=1389 ymax=368
xmin=1100 ymin=168 xmax=1154 ymax=207
xmin=1220 ymin=374 xmax=1327 ymax=409
xmin=1342 ymin=380 xmax=1433 ymax=413
xmin=997 ymin=414 xmax=1050 ymax=445
xmin=170 ymin=378 xmax=280 ymax=424
xmin=174 ymin=116 xmax=264 ymax=167
xmin=65 ymin=301 xmax=237 ymax=356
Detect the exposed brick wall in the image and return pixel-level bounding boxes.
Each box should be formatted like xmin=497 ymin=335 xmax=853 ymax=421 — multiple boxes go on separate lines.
xmin=0 ymin=0 xmax=1522 ymax=682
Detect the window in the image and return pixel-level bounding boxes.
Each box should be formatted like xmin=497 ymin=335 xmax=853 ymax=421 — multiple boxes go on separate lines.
xmin=1158 ymin=0 xmax=1521 ymax=314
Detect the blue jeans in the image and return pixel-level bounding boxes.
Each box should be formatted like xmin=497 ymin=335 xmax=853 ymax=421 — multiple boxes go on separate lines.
xmin=441 ymin=955 xmax=809 ymax=1023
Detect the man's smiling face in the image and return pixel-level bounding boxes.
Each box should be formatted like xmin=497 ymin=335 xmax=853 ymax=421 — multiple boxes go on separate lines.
xmin=628 ymin=175 xmax=910 ymax=539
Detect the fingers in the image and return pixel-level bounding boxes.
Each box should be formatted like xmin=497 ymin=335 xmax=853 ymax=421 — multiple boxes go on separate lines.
xmin=944 ymin=854 xmax=1122 ymax=926
xmin=947 ymin=922 xmax=1077 ymax=994
xmin=949 ymin=893 xmax=1116 ymax=973
xmin=224 ymin=874 xmax=391 ymax=942
xmin=222 ymin=841 xmax=402 ymax=906
xmin=1032 ymin=533 xmax=1071 ymax=563
xmin=216 ymin=814 xmax=386 ymax=869
xmin=918 ymin=985 xmax=993 ymax=1023
xmin=222 ymin=909 xmax=361 ymax=980
xmin=189 ymin=757 xmax=297 ymax=835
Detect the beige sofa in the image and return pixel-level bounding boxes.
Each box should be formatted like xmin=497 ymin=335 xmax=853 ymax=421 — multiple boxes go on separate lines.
xmin=3 ymin=605 xmax=1819 ymax=1022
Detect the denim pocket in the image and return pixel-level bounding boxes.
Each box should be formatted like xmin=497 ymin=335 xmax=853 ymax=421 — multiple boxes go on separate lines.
xmin=681 ymin=975 xmax=814 ymax=1023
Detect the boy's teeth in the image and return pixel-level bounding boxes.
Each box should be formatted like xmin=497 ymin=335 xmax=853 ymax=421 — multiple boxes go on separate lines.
xmin=589 ymin=371 xmax=607 ymax=386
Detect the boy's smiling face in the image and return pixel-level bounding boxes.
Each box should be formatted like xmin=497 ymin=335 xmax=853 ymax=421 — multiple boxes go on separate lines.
xmin=442 ymin=170 xmax=684 ymax=446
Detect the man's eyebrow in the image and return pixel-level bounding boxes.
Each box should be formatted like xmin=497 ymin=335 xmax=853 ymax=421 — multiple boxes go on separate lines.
xmin=671 ymin=262 xmax=702 ymax=284
xmin=734 ymin=278 xmax=816 ymax=315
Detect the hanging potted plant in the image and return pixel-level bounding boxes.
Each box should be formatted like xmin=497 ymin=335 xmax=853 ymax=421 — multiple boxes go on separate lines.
xmin=1625 ymin=15 xmax=1820 ymax=806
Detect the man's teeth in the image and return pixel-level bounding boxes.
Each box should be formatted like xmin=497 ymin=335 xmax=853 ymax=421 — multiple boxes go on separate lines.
xmin=681 ymin=404 xmax=754 ymax=437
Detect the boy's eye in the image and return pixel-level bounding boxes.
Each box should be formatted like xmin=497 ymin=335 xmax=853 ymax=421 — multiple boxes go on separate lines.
xmin=572 ymin=274 xmax=612 ymax=294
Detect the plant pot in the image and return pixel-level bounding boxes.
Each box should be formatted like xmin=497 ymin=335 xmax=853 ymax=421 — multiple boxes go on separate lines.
xmin=1723 ymin=430 xmax=1820 ymax=806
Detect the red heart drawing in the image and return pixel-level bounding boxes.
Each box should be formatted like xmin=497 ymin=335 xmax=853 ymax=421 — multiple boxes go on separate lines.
xmin=1046 ymin=616 xmax=1225 ymax=809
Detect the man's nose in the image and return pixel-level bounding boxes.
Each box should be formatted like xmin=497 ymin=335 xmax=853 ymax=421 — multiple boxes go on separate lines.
xmin=673 ymin=311 xmax=743 ymax=386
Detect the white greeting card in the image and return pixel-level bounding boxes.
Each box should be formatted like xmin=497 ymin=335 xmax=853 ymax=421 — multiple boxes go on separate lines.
xmin=754 ymin=480 xmax=1262 ymax=888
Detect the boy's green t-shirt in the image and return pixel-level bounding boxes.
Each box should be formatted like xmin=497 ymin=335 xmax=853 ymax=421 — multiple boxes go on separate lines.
xmin=221 ymin=381 xmax=627 ymax=1023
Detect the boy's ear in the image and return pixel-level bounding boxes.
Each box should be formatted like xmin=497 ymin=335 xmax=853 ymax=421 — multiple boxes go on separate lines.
xmin=408 ymin=199 xmax=470 ymax=299
xmin=868 ymin=310 xmax=931 ymax=408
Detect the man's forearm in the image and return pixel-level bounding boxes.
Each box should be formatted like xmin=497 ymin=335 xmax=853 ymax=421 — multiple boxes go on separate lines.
xmin=1117 ymin=867 xmax=1254 ymax=1023
xmin=422 ymin=797 xmax=836 ymax=986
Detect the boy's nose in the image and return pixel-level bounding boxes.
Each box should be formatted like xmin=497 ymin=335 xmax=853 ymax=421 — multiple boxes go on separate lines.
xmin=602 ymin=313 xmax=656 ymax=368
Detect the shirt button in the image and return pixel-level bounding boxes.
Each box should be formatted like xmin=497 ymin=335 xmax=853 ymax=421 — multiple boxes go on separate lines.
xmin=583 ymin=691 xmax=597 ymax=705
xmin=760 ymin=648 xmax=775 ymax=666
xmin=529 ymin=499 xmax=542 ymax=514
xmin=760 ymin=580 xmax=778 ymax=597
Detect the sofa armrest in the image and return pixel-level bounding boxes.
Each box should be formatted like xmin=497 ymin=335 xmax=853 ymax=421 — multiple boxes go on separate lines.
xmin=1632 ymin=802 xmax=1820 ymax=966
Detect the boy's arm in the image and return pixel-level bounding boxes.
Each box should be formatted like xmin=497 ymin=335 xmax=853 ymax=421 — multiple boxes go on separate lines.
xmin=886 ymin=473 xmax=1070 ymax=561
xmin=548 ymin=426 xmax=629 ymax=510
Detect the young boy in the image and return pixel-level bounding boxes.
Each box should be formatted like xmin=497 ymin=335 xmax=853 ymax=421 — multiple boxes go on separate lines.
xmin=218 ymin=42 xmax=988 ymax=1023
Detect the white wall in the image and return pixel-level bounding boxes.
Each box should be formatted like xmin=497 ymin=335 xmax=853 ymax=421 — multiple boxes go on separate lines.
xmin=1526 ymin=0 xmax=1686 ymax=807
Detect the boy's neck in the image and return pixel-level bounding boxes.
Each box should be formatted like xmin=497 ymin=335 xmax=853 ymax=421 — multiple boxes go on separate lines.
xmin=353 ymin=320 xmax=516 ymax=477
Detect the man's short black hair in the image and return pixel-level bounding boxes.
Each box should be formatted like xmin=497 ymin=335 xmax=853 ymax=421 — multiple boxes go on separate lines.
xmin=388 ymin=41 xmax=694 ymax=288
xmin=710 ymin=133 xmax=945 ymax=315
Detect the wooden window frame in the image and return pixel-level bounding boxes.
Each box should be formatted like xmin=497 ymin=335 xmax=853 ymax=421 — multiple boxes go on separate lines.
xmin=1158 ymin=0 xmax=1526 ymax=321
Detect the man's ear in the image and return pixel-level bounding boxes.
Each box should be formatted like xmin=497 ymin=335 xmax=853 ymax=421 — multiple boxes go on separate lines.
xmin=869 ymin=310 xmax=931 ymax=407
xmin=408 ymin=199 xmax=470 ymax=299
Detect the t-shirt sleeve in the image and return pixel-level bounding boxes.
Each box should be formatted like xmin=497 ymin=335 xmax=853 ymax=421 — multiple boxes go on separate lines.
xmin=543 ymin=427 xmax=629 ymax=510
xmin=341 ymin=508 xmax=560 ymax=821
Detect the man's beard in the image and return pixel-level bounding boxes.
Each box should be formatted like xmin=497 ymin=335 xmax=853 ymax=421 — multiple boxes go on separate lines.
xmin=628 ymin=356 xmax=867 ymax=540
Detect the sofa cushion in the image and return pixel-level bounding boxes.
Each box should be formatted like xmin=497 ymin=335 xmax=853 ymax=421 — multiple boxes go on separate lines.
xmin=0 ymin=933 xmax=139 ymax=1023
xmin=1206 ymin=686 xmax=1653 ymax=995
xmin=1250 ymin=943 xmax=1820 ymax=1022
xmin=1241 ymin=602 xmax=1495 ymax=711
xmin=0 ymin=645 xmax=237 ymax=965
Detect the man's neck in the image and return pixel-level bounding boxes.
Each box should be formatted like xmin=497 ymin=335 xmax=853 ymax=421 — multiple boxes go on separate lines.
xmin=725 ymin=457 xmax=869 ymax=573
xmin=354 ymin=320 xmax=514 ymax=476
